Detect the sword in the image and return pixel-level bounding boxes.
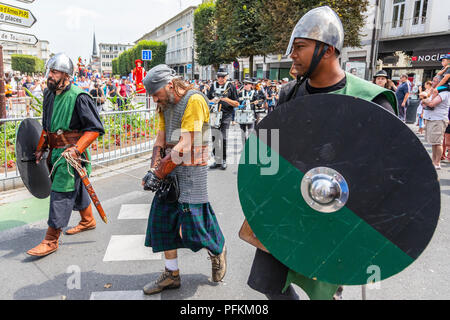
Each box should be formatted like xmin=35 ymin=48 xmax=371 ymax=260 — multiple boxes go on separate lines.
xmin=59 ymin=130 xmax=108 ymax=224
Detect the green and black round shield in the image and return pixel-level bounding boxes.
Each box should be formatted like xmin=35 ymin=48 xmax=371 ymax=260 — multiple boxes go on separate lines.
xmin=238 ymin=94 xmax=440 ymax=286
xmin=16 ymin=119 xmax=51 ymax=199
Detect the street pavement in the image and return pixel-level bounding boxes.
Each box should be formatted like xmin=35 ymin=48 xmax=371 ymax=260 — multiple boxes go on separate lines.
xmin=0 ymin=123 xmax=449 ymax=300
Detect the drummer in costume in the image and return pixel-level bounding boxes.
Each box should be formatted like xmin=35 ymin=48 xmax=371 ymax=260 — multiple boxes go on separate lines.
xmin=243 ymin=7 xmax=398 ymax=300
xmin=207 ymin=68 xmax=239 ymax=170
xmin=237 ymin=78 xmax=258 ymax=146
xmin=253 ymin=80 xmax=267 ymax=125
xmin=27 ymin=53 xmax=105 ymax=257
xmin=141 ymin=65 xmax=227 ymax=295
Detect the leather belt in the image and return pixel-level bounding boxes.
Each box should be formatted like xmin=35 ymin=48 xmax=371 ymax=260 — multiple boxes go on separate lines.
xmin=47 ymin=130 xmax=83 ymax=149
xmin=166 ymin=144 xmax=209 ymax=167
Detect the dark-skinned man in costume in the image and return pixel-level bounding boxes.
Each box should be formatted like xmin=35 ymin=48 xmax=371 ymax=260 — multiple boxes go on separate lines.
xmin=242 ymin=6 xmax=398 ymax=300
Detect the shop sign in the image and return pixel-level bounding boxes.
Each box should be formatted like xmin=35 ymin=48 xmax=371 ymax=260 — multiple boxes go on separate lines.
xmin=411 ymin=49 xmax=450 ymax=67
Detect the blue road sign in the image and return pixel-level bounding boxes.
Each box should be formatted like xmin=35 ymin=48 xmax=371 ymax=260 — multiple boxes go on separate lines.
xmin=142 ymin=50 xmax=152 ymax=61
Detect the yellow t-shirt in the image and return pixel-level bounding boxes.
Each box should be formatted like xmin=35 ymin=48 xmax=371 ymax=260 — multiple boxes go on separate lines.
xmin=5 ymin=84 xmax=12 ymax=95
xmin=157 ymin=94 xmax=210 ymax=133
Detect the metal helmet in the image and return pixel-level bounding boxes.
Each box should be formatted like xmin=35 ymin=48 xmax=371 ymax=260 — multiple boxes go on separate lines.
xmin=45 ymin=53 xmax=74 ymax=78
xmin=285 ymin=6 xmax=345 ymax=56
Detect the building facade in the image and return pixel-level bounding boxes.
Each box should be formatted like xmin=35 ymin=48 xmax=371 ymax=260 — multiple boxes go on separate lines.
xmin=137 ymin=6 xmax=197 ymax=80
xmin=377 ymin=0 xmax=450 ymax=83
xmin=3 ymin=40 xmax=51 ymax=73
xmin=99 ymin=43 xmax=134 ymax=76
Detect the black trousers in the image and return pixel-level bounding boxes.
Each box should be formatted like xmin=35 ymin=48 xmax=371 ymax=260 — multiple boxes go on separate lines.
xmin=212 ymin=113 xmax=232 ymax=164
xmin=48 ymin=172 xmax=91 ymax=229
xmin=239 ymin=123 xmax=254 ymax=147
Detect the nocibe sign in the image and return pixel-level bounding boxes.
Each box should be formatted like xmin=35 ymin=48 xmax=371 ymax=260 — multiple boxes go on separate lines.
xmin=411 ymin=49 xmax=450 ymax=67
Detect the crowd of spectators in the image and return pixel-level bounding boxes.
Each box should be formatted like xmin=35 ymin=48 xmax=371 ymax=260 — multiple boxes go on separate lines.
xmin=373 ymin=54 xmax=450 ymax=170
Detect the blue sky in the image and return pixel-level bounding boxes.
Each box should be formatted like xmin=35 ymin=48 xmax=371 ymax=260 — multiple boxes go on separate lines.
xmin=0 ymin=0 xmax=202 ymax=63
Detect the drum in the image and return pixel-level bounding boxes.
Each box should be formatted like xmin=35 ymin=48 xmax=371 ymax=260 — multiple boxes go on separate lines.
xmin=235 ymin=110 xmax=255 ymax=125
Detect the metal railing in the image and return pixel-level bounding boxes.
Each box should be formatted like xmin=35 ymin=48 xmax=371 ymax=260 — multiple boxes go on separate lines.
xmin=4 ymin=97 xmax=35 ymax=119
xmin=0 ymin=96 xmax=158 ymax=190
xmin=380 ymin=17 xmax=428 ymax=39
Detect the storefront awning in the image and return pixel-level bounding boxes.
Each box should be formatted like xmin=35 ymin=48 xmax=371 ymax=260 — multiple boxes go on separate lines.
xmin=378 ymin=33 xmax=450 ymax=53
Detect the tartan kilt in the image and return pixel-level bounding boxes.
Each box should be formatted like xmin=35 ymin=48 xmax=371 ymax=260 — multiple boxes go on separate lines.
xmin=145 ymin=196 xmax=225 ymax=255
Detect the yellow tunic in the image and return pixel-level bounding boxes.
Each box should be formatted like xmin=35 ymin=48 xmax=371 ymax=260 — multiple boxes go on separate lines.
xmin=157 ymin=94 xmax=210 ymax=133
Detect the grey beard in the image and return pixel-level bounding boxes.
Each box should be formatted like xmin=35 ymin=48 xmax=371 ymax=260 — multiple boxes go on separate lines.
xmin=158 ymin=91 xmax=177 ymax=112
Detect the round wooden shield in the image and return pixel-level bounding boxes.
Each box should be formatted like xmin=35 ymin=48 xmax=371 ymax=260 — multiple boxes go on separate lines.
xmin=15 ymin=119 xmax=51 ymax=199
xmin=238 ymin=94 xmax=441 ymax=285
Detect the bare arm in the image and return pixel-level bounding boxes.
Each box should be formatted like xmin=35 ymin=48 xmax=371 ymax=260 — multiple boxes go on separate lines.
xmin=221 ymin=97 xmax=239 ymax=108
xmin=422 ymin=95 xmax=443 ymax=108
xmin=402 ymin=92 xmax=410 ymax=106
xmin=154 ymin=130 xmax=166 ymax=149
xmin=437 ymin=74 xmax=450 ymax=89
xmin=239 ymin=220 xmax=269 ymax=253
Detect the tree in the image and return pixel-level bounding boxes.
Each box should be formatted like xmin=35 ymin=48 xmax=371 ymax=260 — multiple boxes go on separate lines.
xmin=215 ymin=0 xmax=267 ymax=77
xmin=257 ymin=0 xmax=370 ymax=54
xmin=194 ymin=0 xmax=222 ymax=70
xmin=114 ymin=40 xmax=167 ymax=76
xmin=11 ymin=54 xmax=45 ymax=74
xmin=112 ymin=58 xmax=118 ymax=75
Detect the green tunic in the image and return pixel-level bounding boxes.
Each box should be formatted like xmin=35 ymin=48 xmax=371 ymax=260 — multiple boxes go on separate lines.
xmin=50 ymin=85 xmax=92 ymax=193
xmin=283 ymin=72 xmax=399 ymax=300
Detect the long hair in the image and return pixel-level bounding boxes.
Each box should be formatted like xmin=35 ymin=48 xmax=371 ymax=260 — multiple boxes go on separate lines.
xmin=156 ymin=78 xmax=195 ymax=113
xmin=172 ymin=77 xmax=194 ymax=98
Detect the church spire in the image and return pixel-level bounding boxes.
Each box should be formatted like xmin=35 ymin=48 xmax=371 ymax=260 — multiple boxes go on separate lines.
xmin=92 ymin=31 xmax=98 ymax=57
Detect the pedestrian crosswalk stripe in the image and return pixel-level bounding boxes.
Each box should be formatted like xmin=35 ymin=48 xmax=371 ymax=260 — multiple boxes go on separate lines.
xmin=90 ymin=290 xmax=161 ymax=300
xmin=118 ymin=204 xmax=151 ymax=220
xmin=103 ymin=235 xmax=162 ymax=262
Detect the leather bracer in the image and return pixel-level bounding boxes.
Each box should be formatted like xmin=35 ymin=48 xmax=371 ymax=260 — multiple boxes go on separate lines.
xmin=36 ymin=130 xmax=49 ymax=153
xmin=75 ymin=132 xmax=100 ymax=155
xmin=153 ymin=153 xmax=180 ymax=180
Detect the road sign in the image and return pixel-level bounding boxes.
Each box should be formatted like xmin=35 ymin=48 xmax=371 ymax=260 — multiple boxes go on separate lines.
xmin=187 ymin=64 xmax=192 ymax=70
xmin=0 ymin=29 xmax=37 ymax=45
xmin=0 ymin=2 xmax=37 ymax=28
xmin=142 ymin=50 xmax=152 ymax=61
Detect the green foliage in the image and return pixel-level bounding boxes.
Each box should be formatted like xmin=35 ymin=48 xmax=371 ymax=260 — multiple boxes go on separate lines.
xmin=23 ymin=88 xmax=43 ymax=117
xmin=11 ymin=54 xmax=45 ymax=74
xmin=215 ymin=0 xmax=267 ymax=75
xmin=0 ymin=122 xmax=18 ymax=169
xmin=194 ymin=1 xmax=222 ymax=68
xmin=114 ymin=40 xmax=167 ymax=76
xmin=194 ymin=0 xmax=369 ymax=70
xmin=112 ymin=58 xmax=119 ymax=75
xmin=257 ymin=0 xmax=370 ymax=54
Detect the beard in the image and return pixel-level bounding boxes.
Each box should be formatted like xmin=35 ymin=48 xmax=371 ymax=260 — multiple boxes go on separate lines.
xmin=158 ymin=88 xmax=177 ymax=112
xmin=47 ymin=77 xmax=62 ymax=92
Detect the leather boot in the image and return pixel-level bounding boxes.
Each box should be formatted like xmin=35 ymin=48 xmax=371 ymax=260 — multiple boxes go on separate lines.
xmin=143 ymin=268 xmax=181 ymax=295
xmin=27 ymin=227 xmax=62 ymax=257
xmin=208 ymin=246 xmax=227 ymax=282
xmin=65 ymin=205 xmax=96 ymax=235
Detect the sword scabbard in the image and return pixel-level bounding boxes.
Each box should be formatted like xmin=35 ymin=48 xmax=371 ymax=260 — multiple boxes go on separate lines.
xmin=76 ymin=167 xmax=108 ymax=224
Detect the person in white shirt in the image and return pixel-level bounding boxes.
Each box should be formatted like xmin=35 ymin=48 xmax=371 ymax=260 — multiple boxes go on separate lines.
xmin=422 ymin=76 xmax=450 ymax=169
